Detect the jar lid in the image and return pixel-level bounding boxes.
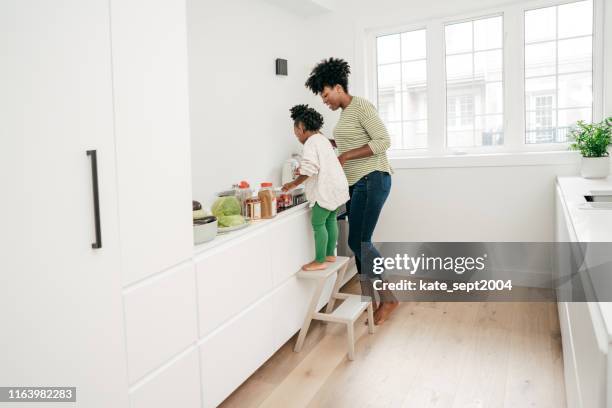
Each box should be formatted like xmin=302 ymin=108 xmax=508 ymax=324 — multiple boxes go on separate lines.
xmin=239 ymin=181 xmax=250 ymax=188
xmin=261 ymin=182 xmax=273 ymax=187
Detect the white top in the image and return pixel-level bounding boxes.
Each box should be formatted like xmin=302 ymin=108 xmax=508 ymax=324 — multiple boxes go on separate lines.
xmin=299 ymin=133 xmax=350 ymax=211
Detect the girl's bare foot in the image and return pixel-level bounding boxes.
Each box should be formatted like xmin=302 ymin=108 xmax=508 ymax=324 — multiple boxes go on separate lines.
xmin=325 ymin=256 xmax=337 ymax=262
xmin=302 ymin=261 xmax=328 ymax=271
xmin=374 ymin=301 xmax=399 ymax=325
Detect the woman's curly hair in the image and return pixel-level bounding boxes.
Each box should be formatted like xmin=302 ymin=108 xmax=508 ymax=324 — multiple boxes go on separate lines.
xmin=290 ymin=104 xmax=324 ymax=132
xmin=305 ymin=57 xmax=351 ymax=94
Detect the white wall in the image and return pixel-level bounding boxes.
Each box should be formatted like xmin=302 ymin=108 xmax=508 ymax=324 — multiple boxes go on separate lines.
xmin=187 ymin=0 xmax=319 ymax=204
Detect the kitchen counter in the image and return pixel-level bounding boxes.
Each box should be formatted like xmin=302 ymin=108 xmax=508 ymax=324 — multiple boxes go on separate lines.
xmin=193 ymin=202 xmax=310 ymax=256
xmin=556 ymin=176 xmax=612 ymax=242
xmin=556 ymin=176 xmax=612 ymax=408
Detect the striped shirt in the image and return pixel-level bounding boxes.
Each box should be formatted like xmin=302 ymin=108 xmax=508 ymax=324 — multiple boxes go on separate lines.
xmin=332 ymin=96 xmax=393 ymax=186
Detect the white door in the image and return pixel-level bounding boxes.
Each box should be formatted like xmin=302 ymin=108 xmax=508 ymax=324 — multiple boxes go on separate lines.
xmin=0 ymin=1 xmax=129 ymax=407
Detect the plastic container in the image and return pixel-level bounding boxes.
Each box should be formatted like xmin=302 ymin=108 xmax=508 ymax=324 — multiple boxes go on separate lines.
xmin=258 ymin=182 xmax=277 ymax=219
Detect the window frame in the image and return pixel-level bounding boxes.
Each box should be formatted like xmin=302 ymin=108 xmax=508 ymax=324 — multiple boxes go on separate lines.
xmin=365 ymin=0 xmax=604 ymax=158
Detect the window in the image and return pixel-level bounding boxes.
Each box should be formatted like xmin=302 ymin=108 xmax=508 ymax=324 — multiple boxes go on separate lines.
xmin=524 ymin=0 xmax=593 ymax=144
xmin=445 ymin=15 xmax=504 ymax=148
xmin=369 ymin=0 xmax=601 ymax=157
xmin=376 ymin=29 xmax=427 ymax=150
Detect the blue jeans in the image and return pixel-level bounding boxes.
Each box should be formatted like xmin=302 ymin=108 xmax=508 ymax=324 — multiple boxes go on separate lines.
xmin=347 ymin=171 xmax=391 ymax=288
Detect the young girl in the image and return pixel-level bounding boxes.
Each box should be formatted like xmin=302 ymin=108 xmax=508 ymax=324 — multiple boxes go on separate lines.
xmin=283 ymin=104 xmax=349 ymax=271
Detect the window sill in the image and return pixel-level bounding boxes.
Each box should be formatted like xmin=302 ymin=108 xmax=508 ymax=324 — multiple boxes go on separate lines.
xmin=388 ymin=150 xmax=582 ymax=169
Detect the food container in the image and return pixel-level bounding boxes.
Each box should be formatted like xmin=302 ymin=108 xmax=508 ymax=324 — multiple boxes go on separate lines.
xmin=258 ymin=182 xmax=277 ymax=219
xmin=193 ymin=216 xmax=217 ymax=244
xmin=275 ymin=188 xmax=293 ymax=212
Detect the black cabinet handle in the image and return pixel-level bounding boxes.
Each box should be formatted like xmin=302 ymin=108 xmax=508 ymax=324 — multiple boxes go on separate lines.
xmin=86 ymin=150 xmax=102 ymax=249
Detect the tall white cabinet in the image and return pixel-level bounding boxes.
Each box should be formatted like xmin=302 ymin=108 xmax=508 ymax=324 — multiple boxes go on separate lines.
xmin=0 ymin=1 xmax=129 ymax=407
xmin=1 ymin=0 xmax=194 ymax=406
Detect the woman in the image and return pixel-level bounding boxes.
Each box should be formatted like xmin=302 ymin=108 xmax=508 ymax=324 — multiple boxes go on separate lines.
xmin=305 ymin=57 xmax=398 ymax=324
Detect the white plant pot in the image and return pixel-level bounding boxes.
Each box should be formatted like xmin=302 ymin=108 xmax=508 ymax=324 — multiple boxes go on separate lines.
xmin=581 ymin=156 xmax=610 ymax=179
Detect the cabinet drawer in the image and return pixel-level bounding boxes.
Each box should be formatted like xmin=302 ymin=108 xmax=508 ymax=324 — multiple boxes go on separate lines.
xmin=195 ymin=231 xmax=273 ymax=337
xmin=271 ymin=210 xmax=314 ymax=285
xmin=123 ymin=262 xmax=198 ymax=383
xmin=130 ymin=348 xmax=201 ymax=408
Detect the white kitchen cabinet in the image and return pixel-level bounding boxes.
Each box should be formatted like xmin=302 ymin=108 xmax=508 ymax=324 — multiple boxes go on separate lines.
xmin=555 ymin=180 xmax=609 ymax=408
xmin=111 ymin=0 xmax=194 ymax=285
xmin=123 ymin=262 xmax=198 ymax=383
xmin=130 ymin=348 xmax=202 ymax=408
xmin=0 ymin=1 xmax=129 ymax=406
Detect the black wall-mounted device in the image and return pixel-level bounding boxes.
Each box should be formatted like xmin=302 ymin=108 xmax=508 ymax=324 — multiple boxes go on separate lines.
xmin=275 ymin=58 xmax=288 ymax=76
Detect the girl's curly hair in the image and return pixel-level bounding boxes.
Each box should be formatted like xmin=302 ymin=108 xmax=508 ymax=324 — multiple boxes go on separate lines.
xmin=305 ymin=57 xmax=351 ymax=94
xmin=290 ymin=104 xmax=324 ymax=132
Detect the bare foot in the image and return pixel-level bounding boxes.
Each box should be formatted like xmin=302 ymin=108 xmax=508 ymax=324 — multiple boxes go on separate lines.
xmin=325 ymin=256 xmax=337 ymax=263
xmin=374 ymin=301 xmax=399 ymax=325
xmin=302 ymin=261 xmax=328 ymax=271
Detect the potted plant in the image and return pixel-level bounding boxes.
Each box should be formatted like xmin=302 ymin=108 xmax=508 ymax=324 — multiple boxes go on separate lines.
xmin=568 ymin=117 xmax=612 ymax=178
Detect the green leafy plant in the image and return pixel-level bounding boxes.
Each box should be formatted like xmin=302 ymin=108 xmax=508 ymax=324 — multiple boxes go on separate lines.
xmin=568 ymin=117 xmax=612 ymax=157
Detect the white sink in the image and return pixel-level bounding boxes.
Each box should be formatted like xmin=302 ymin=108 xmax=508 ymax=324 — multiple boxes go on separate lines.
xmin=580 ymin=190 xmax=612 ymax=210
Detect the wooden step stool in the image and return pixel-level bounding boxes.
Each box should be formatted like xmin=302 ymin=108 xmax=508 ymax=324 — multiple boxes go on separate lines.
xmin=294 ymin=256 xmax=375 ymax=360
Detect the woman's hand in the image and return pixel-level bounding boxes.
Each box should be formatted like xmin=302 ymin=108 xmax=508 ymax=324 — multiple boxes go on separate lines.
xmin=338 ymin=153 xmax=347 ymax=167
xmin=281 ymin=182 xmax=295 ymax=192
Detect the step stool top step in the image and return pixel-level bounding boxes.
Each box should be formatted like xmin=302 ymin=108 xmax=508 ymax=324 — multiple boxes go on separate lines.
xmin=296 ymin=256 xmax=350 ymax=279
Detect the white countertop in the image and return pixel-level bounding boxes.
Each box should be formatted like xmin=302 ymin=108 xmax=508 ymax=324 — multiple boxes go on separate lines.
xmin=193 ymin=202 xmax=311 ymax=256
xmin=557 ymin=176 xmax=612 ymax=345
xmin=556 ymin=176 xmax=612 ymax=242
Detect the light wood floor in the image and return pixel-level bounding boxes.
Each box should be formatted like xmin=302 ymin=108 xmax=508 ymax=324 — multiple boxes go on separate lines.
xmin=220 ymin=277 xmax=566 ymax=408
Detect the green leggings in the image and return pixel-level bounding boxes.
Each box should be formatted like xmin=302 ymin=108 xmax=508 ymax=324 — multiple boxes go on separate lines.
xmin=311 ymin=203 xmax=339 ymax=263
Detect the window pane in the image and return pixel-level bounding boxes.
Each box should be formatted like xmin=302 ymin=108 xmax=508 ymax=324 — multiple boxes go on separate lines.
xmin=481 ymin=82 xmax=503 ymax=115
xmin=402 ymin=120 xmax=427 ymax=149
xmin=445 ymin=21 xmax=472 ymax=54
xmin=387 ymin=122 xmax=402 ymax=148
xmin=377 ymin=34 xmax=400 ymax=64
xmin=474 ymin=16 xmax=502 ymax=51
xmin=524 ymin=1 xmax=592 ymax=145
xmin=525 ymin=7 xmax=556 ymax=43
xmin=558 ymin=37 xmax=592 ymax=74
xmin=402 ymin=60 xmax=427 ymax=85
xmin=474 ymin=50 xmax=502 ymax=82
xmin=526 ymin=109 xmax=557 ymax=144
xmin=558 ymin=73 xmax=592 ymax=108
xmin=446 ymin=15 xmax=503 ymax=148
xmin=402 ymin=90 xmax=427 ymax=120
xmin=525 ymin=42 xmax=556 ymax=78
xmin=401 ymin=30 xmax=426 ymax=60
xmin=378 ymin=63 xmax=401 ymax=90
xmin=525 ymin=77 xmax=557 ymax=110
xmin=476 ymin=114 xmax=504 ymax=146
xmin=447 ymin=130 xmax=474 ymax=148
xmin=446 ymin=54 xmax=472 ymax=82
xmin=558 ymin=0 xmax=592 ymax=38
xmin=376 ymin=28 xmax=427 ymax=150
xmin=378 ymin=91 xmax=401 ymax=122
xmin=558 ymin=108 xmax=591 ymax=128
xmin=525 ymin=77 xmax=556 ymax=109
